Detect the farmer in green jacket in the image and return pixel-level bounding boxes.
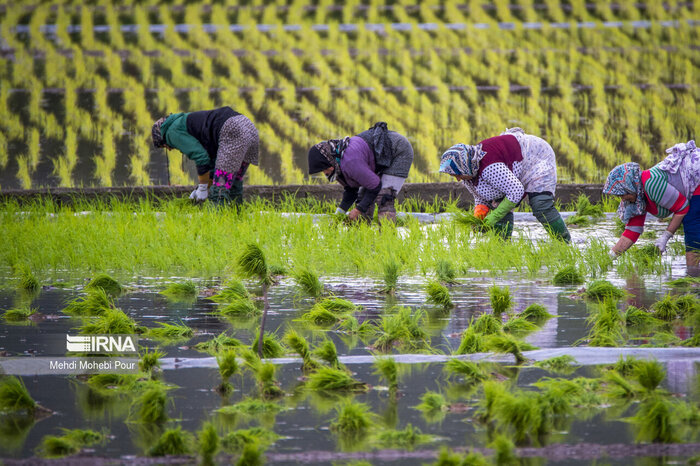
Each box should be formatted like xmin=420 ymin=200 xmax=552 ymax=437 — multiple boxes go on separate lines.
xmin=152 ymin=107 xmax=259 ymax=204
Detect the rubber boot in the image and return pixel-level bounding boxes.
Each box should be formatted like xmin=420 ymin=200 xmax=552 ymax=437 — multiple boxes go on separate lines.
xmin=544 ymin=217 xmax=571 ymax=243
xmin=377 ymin=188 xmax=397 ymax=222
xmin=529 ymin=192 xmax=571 ymax=243
xmin=493 ymin=211 xmax=514 ymax=240
xmin=355 ymin=188 xmax=375 ymax=223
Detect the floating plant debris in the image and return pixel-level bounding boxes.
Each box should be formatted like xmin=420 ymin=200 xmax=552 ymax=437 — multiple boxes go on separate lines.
xmin=534 ymin=355 xmax=578 ymax=373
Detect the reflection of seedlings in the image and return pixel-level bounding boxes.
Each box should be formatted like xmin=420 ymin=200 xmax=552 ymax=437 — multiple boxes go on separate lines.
xmin=373 ymin=307 xmax=428 ymax=352
xmin=552 ymin=265 xmax=583 ymax=285
xmin=79 ymin=307 xmax=140 ymax=334
xmin=634 ymin=360 xmax=665 ymax=393
xmin=0 ymin=413 xmax=36 ymax=453
xmin=488 ymin=434 xmax=517 ymax=465
xmin=86 ymin=273 xmax=123 ymax=296
xmin=139 ymin=348 xmax=165 ymax=376
xmin=237 ymin=243 xmax=274 ymax=357
xmin=194 ymin=333 xmax=242 ymax=355
xmin=331 ymin=401 xmax=372 ymax=434
xmin=38 ymin=428 xmax=105 ymax=458
xmin=0 ymin=376 xmax=50 ymax=416
xmin=435 ymin=259 xmax=458 ymax=285
xmin=502 ymin=317 xmax=538 ymax=337
xmin=373 ymin=423 xmax=433 ymax=450
xmin=373 ymin=357 xmax=398 ymax=392
xmin=434 ymin=447 xmax=488 ymax=466
xmin=240 ymin=350 xmax=283 ymax=399
xmin=534 ymin=355 xmax=577 ymax=374
xmin=250 ymin=332 xmax=284 ymax=359
xmin=216 ymin=350 xmax=239 ymax=394
xmin=477 ymin=381 xmax=508 ymax=422
xmin=444 ymin=359 xmax=487 ymax=383
xmin=381 ymin=260 xmax=400 ymax=294
xmin=284 ymin=329 xmax=319 ymax=372
xmin=87 ymin=374 xmax=139 ymax=391
xmin=485 ymin=334 xmax=532 ymax=364
xmin=426 ymin=280 xmax=453 ymax=309
xmin=307 ymin=367 xmax=367 ymax=392
xmin=144 ymin=322 xmax=193 ymax=342
xmin=493 ymin=390 xmax=541 ymax=444
xmin=520 ymin=303 xmax=553 ymax=322
xmin=292 ymin=266 xmax=324 ymax=298
xmin=584 ymin=280 xmax=624 ymax=301
xmin=197 ymin=422 xmax=219 ymax=465
xmin=217 ymin=399 xmax=284 ymax=417
xmin=63 ymin=288 xmax=113 ymax=316
xmin=314 ymin=339 xmax=342 ymax=369
xmin=489 ymin=285 xmax=512 ymax=315
xmin=16 ymin=265 xmax=39 ymax=293
xmin=209 ymin=280 xmax=249 ymax=302
xmin=219 ymin=298 xmax=261 ymax=317
xmin=148 ymin=427 xmax=193 ymax=456
xmin=222 ymin=428 xmax=279 ymax=453
xmin=641 ymin=331 xmax=681 ymax=347
xmin=130 ymin=387 xmax=168 ymax=424
xmin=630 ymin=397 xmax=679 ymax=443
xmin=160 ymin=281 xmax=197 ymax=301
xmin=236 ymin=442 xmax=265 ymax=466
xmin=2 ymin=306 xmax=36 ymax=322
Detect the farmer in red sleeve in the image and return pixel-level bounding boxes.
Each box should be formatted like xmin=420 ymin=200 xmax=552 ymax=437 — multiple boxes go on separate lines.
xmin=603 ymin=140 xmax=700 ymax=269
xmin=439 ymin=128 xmax=570 ymax=241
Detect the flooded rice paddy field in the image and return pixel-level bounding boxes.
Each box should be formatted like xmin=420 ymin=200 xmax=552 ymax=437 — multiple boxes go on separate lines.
xmin=1 ymin=213 xmax=700 ymax=464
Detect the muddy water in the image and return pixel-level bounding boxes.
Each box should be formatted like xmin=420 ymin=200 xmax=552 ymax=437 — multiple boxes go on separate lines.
xmin=0 ymin=216 xmax=699 ymax=463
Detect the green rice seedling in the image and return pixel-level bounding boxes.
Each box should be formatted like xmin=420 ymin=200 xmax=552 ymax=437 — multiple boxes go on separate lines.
xmin=222 ymin=428 xmax=279 ymax=453
xmin=314 ymin=339 xmax=341 ymax=369
xmin=565 ymin=214 xmax=592 ymax=227
xmin=624 ymin=306 xmax=662 ymax=327
xmin=144 ymin=322 xmax=193 ymax=342
xmin=652 ymin=294 xmax=679 ymax=321
xmin=488 ymin=434 xmax=517 ymax=465
xmin=435 ymin=259 xmax=458 ymax=285
xmin=79 ymin=307 xmax=140 ymax=335
xmin=641 ymin=331 xmax=682 ymax=347
xmin=148 ymin=427 xmax=193 ymax=456
xmin=300 ymin=307 xmax=343 ymax=326
xmin=160 ymin=281 xmax=197 ymax=301
xmin=197 ymin=422 xmax=219 ymax=465
xmin=667 ymin=277 xmax=700 ymax=287
xmin=307 ymin=367 xmax=367 ymax=392
xmin=373 ymin=423 xmax=433 ymax=449
xmin=444 ymin=359 xmax=487 ymax=383
xmin=86 ymin=373 xmax=139 ymax=391
xmin=235 ymin=441 xmax=265 ymax=466
xmin=331 ymin=401 xmax=372 ymax=434
xmin=489 ymin=285 xmax=512 ymax=315
xmin=380 ymin=259 xmax=400 ymax=294
xmin=502 ymin=317 xmax=538 ymax=337
xmin=494 ymin=390 xmax=542 ymax=444
xmin=416 ymin=391 xmax=448 ymax=415
xmin=238 ymin=243 xmax=273 ymax=357
xmin=477 ymin=381 xmax=508 ymax=422
xmin=38 ymin=428 xmax=105 ymax=458
xmin=218 ymin=298 xmax=261 ymax=317
xmin=609 ymin=356 xmax=642 ymax=376
xmin=473 ymin=314 xmax=502 ymax=335
xmin=585 ymin=300 xmax=624 ymax=347
xmin=613 ymin=218 xmax=626 ymax=236
xmin=217 ymin=349 xmax=239 ymax=394
xmin=209 ymin=280 xmax=249 ymax=302
xmin=432 ymin=447 xmax=488 ymax=466
xmin=373 ymin=307 xmax=428 ymax=352
xmin=139 ymin=348 xmax=165 ymax=375
xmin=534 ymin=355 xmax=578 ymax=374
xmin=573 ymin=194 xmax=604 ymax=218
xmin=16 ymin=265 xmax=39 ymax=293
xmin=604 ymin=370 xmax=639 ymax=399
xmin=674 ymin=294 xmax=700 ymax=318
xmin=292 ymin=266 xmax=324 ymax=297
xmin=426 ymin=280 xmax=453 ymax=309
xmin=63 ymin=288 xmax=113 ymax=316
xmin=316 ymin=297 xmax=358 ymax=313
xmin=630 ymin=397 xmax=679 ymax=443
xmin=456 ymin=326 xmax=485 ymax=354
xmin=216 ymin=399 xmax=284 ymax=417
xmin=485 ymin=334 xmax=533 ymax=364
xmin=584 ymin=280 xmax=625 ymax=301
xmin=0 ymin=377 xmax=38 ymax=414
xmin=250 ymin=332 xmax=285 ymax=359
xmin=373 ymin=357 xmax=398 ymax=392
xmin=239 ymin=350 xmax=283 ymax=399
xmin=130 ymin=386 xmax=168 ymax=424
xmin=634 ymin=360 xmax=665 ymax=393
xmin=338 ymin=316 xmax=377 ymax=337
xmin=2 ymin=307 xmax=36 ymax=322
xmin=453 ymin=210 xmax=486 ymax=229
xmin=194 ymin=333 xmax=242 ymax=355
xmin=284 ymin=329 xmax=318 ymax=372
xmin=552 ymin=265 xmax=584 ymax=285
xmin=86 ymin=273 xmax=123 ymax=297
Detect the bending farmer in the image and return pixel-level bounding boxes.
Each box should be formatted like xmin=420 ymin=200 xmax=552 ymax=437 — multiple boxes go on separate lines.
xmin=603 ymin=140 xmax=700 ymax=268
xmin=439 ymin=128 xmax=570 ymax=241
xmin=307 ymin=122 xmax=413 ymax=221
xmin=152 ymin=106 xmax=259 ymax=205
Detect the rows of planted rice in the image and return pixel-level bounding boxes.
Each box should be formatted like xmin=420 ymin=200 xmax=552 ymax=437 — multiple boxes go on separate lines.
xmin=0 ymin=1 xmax=698 ymax=188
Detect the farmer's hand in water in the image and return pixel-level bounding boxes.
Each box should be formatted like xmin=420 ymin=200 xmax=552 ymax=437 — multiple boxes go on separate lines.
xmin=655 ymin=230 xmax=673 ymax=253
xmin=347 ymin=208 xmax=361 ymax=221
xmin=189 ymin=184 xmax=209 ymax=202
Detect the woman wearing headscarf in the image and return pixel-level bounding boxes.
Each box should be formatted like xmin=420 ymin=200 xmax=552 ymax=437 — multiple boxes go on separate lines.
xmin=307 ymin=122 xmax=413 ymax=221
xmin=152 ymin=106 xmax=259 ymax=205
xmin=439 ymin=128 xmax=570 ymax=241
xmin=603 ymin=140 xmax=700 ymax=267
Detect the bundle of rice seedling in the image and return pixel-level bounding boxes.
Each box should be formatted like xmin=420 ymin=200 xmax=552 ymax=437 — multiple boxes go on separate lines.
xmin=148 ymin=427 xmax=193 ymax=456
xmin=435 ymin=259 xmax=458 ymax=285
xmin=373 ymin=357 xmax=398 ymax=392
xmin=63 ymin=288 xmax=112 ymax=316
xmin=209 ymin=280 xmax=249 ymax=302
xmin=552 ymin=265 xmax=583 ymax=285
xmin=489 ymin=285 xmax=512 ymax=315
xmin=284 ymin=329 xmax=318 ymax=372
xmin=307 ymin=367 xmax=367 ymax=392
xmin=584 ymin=280 xmax=625 ymax=301
xmin=86 ymin=273 xmax=123 ymax=296
xmin=160 ymin=281 xmax=197 ymax=300
xmin=426 ymin=280 xmax=453 ymax=309
xmin=292 ymin=267 xmax=324 ymax=297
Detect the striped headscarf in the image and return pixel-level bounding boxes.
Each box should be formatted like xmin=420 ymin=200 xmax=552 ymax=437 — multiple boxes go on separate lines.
xmin=657 ymin=140 xmax=700 ymax=199
xmin=439 ymin=143 xmax=486 ymax=178
xmin=603 ymin=162 xmax=646 ymax=223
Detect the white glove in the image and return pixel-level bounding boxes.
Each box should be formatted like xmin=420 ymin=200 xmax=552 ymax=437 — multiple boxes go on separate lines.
xmin=609 ymin=249 xmax=618 ymax=260
xmin=189 ymin=184 xmax=209 ymax=202
xmin=655 ymin=230 xmax=673 ymax=253
xmin=335 ymin=207 xmax=347 ymax=215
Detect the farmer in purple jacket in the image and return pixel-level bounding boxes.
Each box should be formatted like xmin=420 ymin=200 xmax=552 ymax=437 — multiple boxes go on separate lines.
xmin=307 ymin=123 xmax=413 ymax=221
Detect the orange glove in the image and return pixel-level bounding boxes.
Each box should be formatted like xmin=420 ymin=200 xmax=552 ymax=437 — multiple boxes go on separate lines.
xmin=473 ymin=204 xmax=490 ymax=220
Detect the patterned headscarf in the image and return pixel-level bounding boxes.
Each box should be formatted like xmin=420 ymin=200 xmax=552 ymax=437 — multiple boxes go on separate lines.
xmin=439 ymin=143 xmax=486 ymax=178
xmin=603 ymin=162 xmax=646 ymax=223
xmin=656 ymin=140 xmax=700 ymax=199
xmin=308 ymin=137 xmax=350 ymax=181
xmin=151 ymin=116 xmax=167 ymax=148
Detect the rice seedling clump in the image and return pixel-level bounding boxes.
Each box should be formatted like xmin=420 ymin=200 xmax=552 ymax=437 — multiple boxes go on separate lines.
xmin=552 ymin=265 xmax=584 ymax=285
xmin=63 ymin=288 xmax=113 ymax=316
xmin=144 ymin=322 xmax=193 ymax=342
xmin=148 ymin=427 xmax=194 ymax=456
xmin=307 ymin=367 xmax=367 ymax=392
xmin=426 ymin=280 xmax=453 ymax=309
xmin=489 ymin=285 xmax=512 ymax=315
xmin=250 ymin=332 xmax=285 ymax=359
xmin=331 ymin=401 xmax=373 ymax=433
xmin=86 ymin=273 xmax=123 ymax=297
xmin=222 ymin=428 xmax=279 ymax=453
xmin=373 ymin=357 xmax=398 ymax=392
xmin=160 ymin=281 xmax=197 ymax=300
xmin=0 ymin=376 xmax=37 ymax=414
xmin=218 ymin=298 xmax=261 ymax=317
xmin=209 ymin=280 xmax=249 ymax=302
xmin=2 ymin=307 xmax=36 ymax=322
xmin=38 ymin=428 xmax=105 ymax=458
xmin=292 ymin=266 xmax=324 ymax=297
xmin=584 ymin=280 xmax=625 ymax=301
xmin=80 ymin=308 xmax=140 ymax=335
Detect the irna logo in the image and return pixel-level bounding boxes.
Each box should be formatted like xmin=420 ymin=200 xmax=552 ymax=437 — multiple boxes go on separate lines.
xmin=66 ymin=334 xmax=138 ymax=354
